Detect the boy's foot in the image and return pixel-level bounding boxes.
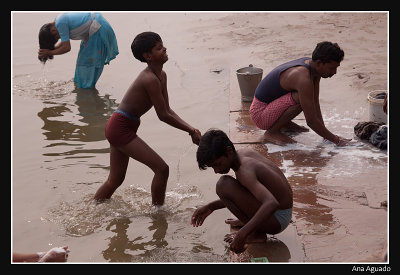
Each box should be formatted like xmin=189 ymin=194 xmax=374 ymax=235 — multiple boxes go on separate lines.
xmin=247 ymin=231 xmax=268 ymax=243
xmin=263 ymin=131 xmax=296 ymax=145
xmin=224 ymin=232 xmax=268 ymax=244
xmin=225 ymin=218 xmax=244 ymax=228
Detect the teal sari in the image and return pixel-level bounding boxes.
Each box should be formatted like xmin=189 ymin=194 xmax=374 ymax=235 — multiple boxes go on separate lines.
xmin=74 ymin=13 xmax=119 ymax=89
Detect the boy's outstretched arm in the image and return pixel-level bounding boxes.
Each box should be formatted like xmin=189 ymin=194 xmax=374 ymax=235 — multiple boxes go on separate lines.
xmin=145 ymin=76 xmax=201 ymax=144
xmin=191 ymin=200 xmax=225 ymax=227
xmin=165 ymin=108 xmax=201 ymax=145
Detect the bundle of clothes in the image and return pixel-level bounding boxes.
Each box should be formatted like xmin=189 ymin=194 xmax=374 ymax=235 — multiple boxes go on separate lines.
xmin=354 ymin=92 xmax=388 ymax=150
xmin=354 ymin=121 xmax=387 ymax=150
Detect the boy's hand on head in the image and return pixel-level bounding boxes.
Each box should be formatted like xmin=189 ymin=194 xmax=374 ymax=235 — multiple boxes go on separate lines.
xmin=190 ymin=129 xmax=202 ymax=145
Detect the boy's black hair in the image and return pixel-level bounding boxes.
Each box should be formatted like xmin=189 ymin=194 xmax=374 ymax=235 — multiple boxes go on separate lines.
xmin=131 ymin=31 xmax=162 ymax=63
xmin=312 ymin=41 xmax=344 ymax=64
xmin=196 ymin=129 xmax=236 ymax=170
xmin=38 ymin=23 xmax=58 ymax=64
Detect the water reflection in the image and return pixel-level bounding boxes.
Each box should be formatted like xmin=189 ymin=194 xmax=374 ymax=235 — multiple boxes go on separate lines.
xmin=232 ymin=139 xmax=336 ymax=237
xmin=231 ymin=237 xmax=291 ymax=262
xmin=103 ymin=213 xmax=168 ymax=262
xmin=37 ymin=88 xmax=117 ymax=143
xmin=267 ymin=148 xmax=337 ymax=233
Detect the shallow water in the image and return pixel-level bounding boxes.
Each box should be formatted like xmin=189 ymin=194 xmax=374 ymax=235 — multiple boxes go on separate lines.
xmin=263 ymin=112 xmax=387 ymax=260
xmin=12 ymin=12 xmax=232 ymax=262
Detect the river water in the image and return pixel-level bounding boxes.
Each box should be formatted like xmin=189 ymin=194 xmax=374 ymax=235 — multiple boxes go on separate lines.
xmin=12 ymin=12 xmax=234 ymax=262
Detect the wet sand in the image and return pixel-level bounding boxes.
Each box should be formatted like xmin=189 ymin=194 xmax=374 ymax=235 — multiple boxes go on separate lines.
xmin=12 ymin=12 xmax=388 ymax=263
xmin=229 ymin=78 xmax=387 ymax=263
xmin=227 ymin=12 xmax=388 ymax=262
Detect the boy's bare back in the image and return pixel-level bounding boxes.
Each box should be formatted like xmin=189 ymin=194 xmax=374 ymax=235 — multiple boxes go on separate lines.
xmin=235 ymin=148 xmax=293 ymax=209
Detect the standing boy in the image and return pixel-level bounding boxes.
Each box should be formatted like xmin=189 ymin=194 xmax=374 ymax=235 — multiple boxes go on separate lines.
xmin=191 ymin=129 xmax=293 ymax=253
xmin=94 ymin=32 xmax=201 ymax=205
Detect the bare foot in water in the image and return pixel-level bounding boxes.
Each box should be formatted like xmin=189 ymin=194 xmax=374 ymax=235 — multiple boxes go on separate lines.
xmin=247 ymin=232 xmax=268 ymax=243
xmin=225 ymin=218 xmax=244 ymax=228
xmin=281 ymin=121 xmax=309 ymax=133
xmin=263 ymin=131 xmax=296 ymax=145
xmin=224 ymin=231 xmax=268 ymax=244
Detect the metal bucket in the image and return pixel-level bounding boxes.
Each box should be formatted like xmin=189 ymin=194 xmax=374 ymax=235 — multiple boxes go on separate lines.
xmin=367 ymin=90 xmax=387 ymax=124
xmin=236 ymin=64 xmax=263 ymax=102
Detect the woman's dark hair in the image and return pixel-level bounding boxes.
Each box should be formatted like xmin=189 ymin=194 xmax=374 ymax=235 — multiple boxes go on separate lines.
xmin=38 ymin=23 xmax=58 ymax=64
xmin=131 ymin=31 xmax=162 ymax=62
xmin=196 ymin=129 xmax=236 ymax=170
xmin=312 ymin=41 xmax=344 ymax=63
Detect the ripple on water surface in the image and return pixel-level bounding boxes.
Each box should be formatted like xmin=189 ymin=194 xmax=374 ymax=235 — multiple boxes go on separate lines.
xmin=47 ymin=184 xmax=201 ymax=237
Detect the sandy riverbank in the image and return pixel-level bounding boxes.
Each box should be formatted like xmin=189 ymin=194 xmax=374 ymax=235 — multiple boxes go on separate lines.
xmin=223 ymin=12 xmax=388 ymax=262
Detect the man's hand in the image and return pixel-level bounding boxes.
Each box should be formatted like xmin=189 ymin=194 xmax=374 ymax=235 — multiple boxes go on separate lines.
xmin=336 ymin=136 xmax=352 ymax=146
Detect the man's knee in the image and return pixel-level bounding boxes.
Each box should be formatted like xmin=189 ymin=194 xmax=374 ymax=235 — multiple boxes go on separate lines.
xmin=286 ymin=104 xmax=302 ymax=117
xmin=294 ymin=104 xmax=302 ymax=112
xmin=216 ymin=175 xmax=237 ymax=197
xmin=291 ymin=91 xmax=300 ymax=103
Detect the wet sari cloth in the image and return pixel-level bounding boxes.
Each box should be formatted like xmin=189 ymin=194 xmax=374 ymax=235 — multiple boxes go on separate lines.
xmin=57 ymin=13 xmax=119 ymax=88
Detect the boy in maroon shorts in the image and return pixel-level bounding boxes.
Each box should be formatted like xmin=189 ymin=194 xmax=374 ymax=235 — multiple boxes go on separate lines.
xmin=94 ymin=32 xmax=201 ymax=205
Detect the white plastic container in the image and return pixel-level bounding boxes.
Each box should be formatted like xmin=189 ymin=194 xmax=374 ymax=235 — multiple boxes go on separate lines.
xmin=367 ymin=90 xmax=387 ymax=124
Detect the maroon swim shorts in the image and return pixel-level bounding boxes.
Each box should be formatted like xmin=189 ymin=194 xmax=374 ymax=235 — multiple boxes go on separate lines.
xmin=105 ymin=110 xmax=140 ymax=147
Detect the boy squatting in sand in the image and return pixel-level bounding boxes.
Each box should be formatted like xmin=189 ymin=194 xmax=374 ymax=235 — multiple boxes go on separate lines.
xmin=191 ymin=129 xmax=293 ymax=254
xmin=94 ymin=32 xmax=201 ymax=205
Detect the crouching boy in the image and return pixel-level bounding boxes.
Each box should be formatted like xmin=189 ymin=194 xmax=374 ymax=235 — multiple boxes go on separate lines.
xmin=191 ymin=129 xmax=293 ymax=253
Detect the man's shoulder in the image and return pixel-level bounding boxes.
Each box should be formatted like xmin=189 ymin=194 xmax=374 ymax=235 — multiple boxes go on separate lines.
xmin=288 ymin=65 xmax=311 ymax=77
xmin=285 ymin=66 xmax=313 ymax=89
